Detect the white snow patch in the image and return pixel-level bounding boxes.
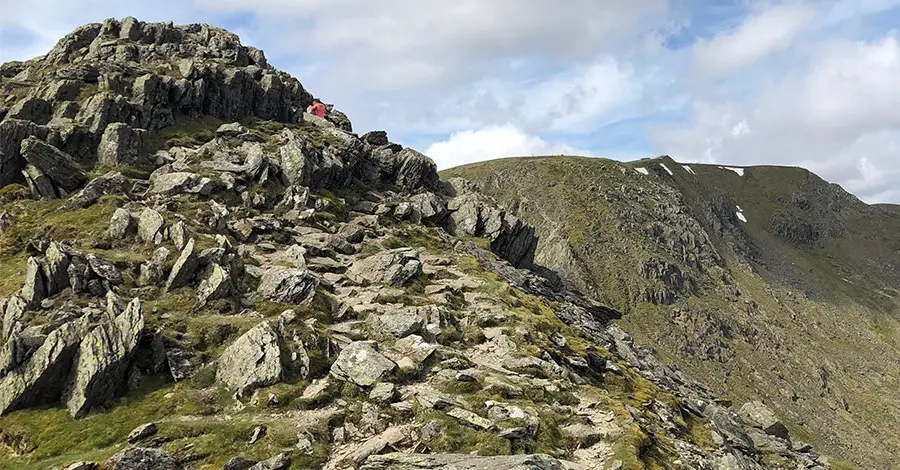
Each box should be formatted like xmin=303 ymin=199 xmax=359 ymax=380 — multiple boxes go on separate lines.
xmin=682 ymin=165 xmax=696 ymax=175
xmin=635 ymin=167 xmax=649 ymax=175
xmin=659 ymin=163 xmax=673 ymax=176
xmin=736 ymin=212 xmax=748 ymax=223
xmin=719 ymin=166 xmax=745 ymax=176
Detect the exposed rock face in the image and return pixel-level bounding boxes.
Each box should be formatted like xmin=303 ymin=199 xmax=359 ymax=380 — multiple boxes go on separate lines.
xmin=360 ymin=453 xmax=574 ymax=469
xmin=216 ymin=321 xmax=283 ymax=398
xmin=0 ymin=119 xmax=41 ymax=186
xmin=165 ymin=238 xmax=199 ymax=291
xmin=65 ymin=298 xmax=144 ymax=418
xmin=98 ymin=123 xmax=146 ymax=167
xmin=330 ymin=341 xmax=396 ymax=387
xmin=0 ymin=317 xmax=89 ymax=414
xmin=443 ymin=181 xmax=537 ymax=268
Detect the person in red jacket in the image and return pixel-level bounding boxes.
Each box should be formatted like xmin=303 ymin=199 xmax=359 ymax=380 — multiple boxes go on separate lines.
xmin=307 ymin=99 xmax=326 ymax=118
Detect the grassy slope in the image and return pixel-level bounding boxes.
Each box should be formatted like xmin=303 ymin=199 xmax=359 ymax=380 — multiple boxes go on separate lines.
xmin=442 ymin=156 xmax=900 ymax=470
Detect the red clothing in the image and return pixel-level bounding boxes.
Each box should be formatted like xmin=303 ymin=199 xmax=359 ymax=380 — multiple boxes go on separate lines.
xmin=310 ymin=102 xmax=326 ymax=118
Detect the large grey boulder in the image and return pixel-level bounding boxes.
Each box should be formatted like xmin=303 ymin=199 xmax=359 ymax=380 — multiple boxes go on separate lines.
xmin=137 ymin=208 xmax=165 ymax=244
xmin=20 ymin=137 xmax=87 ymax=193
xmin=361 ymin=453 xmax=575 ymax=469
xmin=197 ymin=264 xmax=231 ymax=305
xmin=347 ymin=248 xmax=422 ymax=287
xmin=216 ymin=321 xmax=284 ymax=398
xmin=0 ymin=317 xmax=90 ymax=414
xmin=20 ymin=257 xmax=46 ymax=309
xmin=98 ymin=123 xmax=146 ymax=167
xmin=739 ymin=401 xmax=790 ymax=440
xmin=249 ymin=452 xmax=292 ymax=470
xmin=107 ymin=447 xmax=181 ymax=470
xmin=256 ymin=267 xmax=318 ymax=304
xmin=64 ymin=298 xmax=144 ymax=418
xmin=330 ymin=341 xmax=396 ymax=387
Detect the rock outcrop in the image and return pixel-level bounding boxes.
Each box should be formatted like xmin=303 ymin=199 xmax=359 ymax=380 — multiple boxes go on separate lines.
xmin=215 ymin=321 xmax=284 ymax=397
xmin=65 ymin=298 xmax=144 ymax=418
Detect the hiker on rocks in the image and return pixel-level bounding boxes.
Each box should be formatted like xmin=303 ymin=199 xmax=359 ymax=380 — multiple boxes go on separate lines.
xmin=307 ymin=99 xmax=326 ymax=118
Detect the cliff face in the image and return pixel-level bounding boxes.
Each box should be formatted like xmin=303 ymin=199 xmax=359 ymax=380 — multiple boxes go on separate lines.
xmin=443 ymin=156 xmax=900 ymax=470
xmin=0 ymin=18 xmax=843 ymax=470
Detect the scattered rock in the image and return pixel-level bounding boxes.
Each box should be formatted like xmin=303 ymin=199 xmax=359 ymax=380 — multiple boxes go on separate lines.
xmin=249 ymin=452 xmax=291 ymax=470
xmin=249 ymin=425 xmax=267 ymax=444
xmin=369 ymin=382 xmax=397 ymax=404
xmin=137 ymin=208 xmax=165 ymax=244
xmin=107 ymin=208 xmax=134 ymax=239
xmin=224 ymin=457 xmax=258 ymax=470
xmin=361 ymin=453 xmax=575 ymax=470
xmin=107 ymin=447 xmax=180 ymax=470
xmin=69 ymin=171 xmax=128 ymax=208
xmin=63 ymin=462 xmax=98 ymax=470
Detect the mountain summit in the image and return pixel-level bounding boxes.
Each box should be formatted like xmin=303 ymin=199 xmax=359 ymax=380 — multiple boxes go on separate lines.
xmin=0 ymin=17 xmax=882 ymax=470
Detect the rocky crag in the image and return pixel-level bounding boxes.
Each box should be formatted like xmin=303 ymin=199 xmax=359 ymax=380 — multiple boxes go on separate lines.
xmin=0 ymin=18 xmax=835 ymax=470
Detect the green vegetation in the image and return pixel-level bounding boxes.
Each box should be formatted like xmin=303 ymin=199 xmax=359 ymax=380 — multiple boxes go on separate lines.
xmin=147 ymin=115 xmax=223 ymax=151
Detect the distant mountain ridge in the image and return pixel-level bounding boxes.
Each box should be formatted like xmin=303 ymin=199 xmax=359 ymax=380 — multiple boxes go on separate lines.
xmin=443 ymin=155 xmax=900 ymax=469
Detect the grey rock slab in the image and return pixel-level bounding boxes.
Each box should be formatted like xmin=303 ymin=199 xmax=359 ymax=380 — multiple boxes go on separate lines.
xmin=256 ymin=267 xmax=318 ymax=304
xmin=64 ymin=298 xmax=144 ymax=418
xmin=330 ymin=341 xmax=396 ymax=387
xmin=0 ymin=316 xmax=90 ymax=414
xmin=165 ymin=238 xmax=199 ymax=291
xmin=20 ymin=137 xmax=86 ymax=192
xmin=216 ymin=320 xmax=284 ymax=398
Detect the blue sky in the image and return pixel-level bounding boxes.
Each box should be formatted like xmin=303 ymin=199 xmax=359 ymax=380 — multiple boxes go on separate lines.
xmin=2 ymin=0 xmax=900 ymax=202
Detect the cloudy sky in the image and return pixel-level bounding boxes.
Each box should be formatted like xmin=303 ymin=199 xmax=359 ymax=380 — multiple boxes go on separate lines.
xmin=2 ymin=0 xmax=900 ymax=203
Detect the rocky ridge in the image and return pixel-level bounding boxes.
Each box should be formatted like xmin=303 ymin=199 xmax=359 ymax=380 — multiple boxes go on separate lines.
xmin=0 ymin=18 xmax=833 ymax=470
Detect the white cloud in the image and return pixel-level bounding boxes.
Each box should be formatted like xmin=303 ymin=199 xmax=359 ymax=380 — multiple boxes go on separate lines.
xmin=692 ymin=2 xmax=818 ymax=77
xmin=424 ymin=125 xmax=590 ymax=170
xmin=652 ymin=32 xmax=900 ymax=202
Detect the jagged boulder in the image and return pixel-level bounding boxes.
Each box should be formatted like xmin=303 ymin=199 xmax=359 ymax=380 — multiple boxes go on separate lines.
xmin=360 ymin=453 xmax=575 ymax=469
xmin=0 ymin=317 xmax=89 ymax=414
xmin=165 ymin=238 xmax=199 ymax=291
xmin=394 ymin=148 xmax=439 ymax=192
xmin=64 ymin=298 xmax=144 ymax=418
xmin=256 ymin=267 xmax=318 ymax=304
xmin=98 ymin=123 xmax=146 ymax=167
xmin=20 ymin=137 xmax=87 ymax=196
xmin=197 ymin=264 xmax=231 ymax=304
xmin=216 ymin=321 xmax=284 ymax=398
xmin=330 ymin=341 xmax=396 ymax=387
xmin=347 ymin=248 xmax=422 ymax=287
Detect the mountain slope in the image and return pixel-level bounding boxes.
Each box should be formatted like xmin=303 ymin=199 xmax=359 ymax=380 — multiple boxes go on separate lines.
xmin=443 ymin=156 xmax=900 ymax=470
xmin=0 ymin=17 xmax=844 ymax=470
